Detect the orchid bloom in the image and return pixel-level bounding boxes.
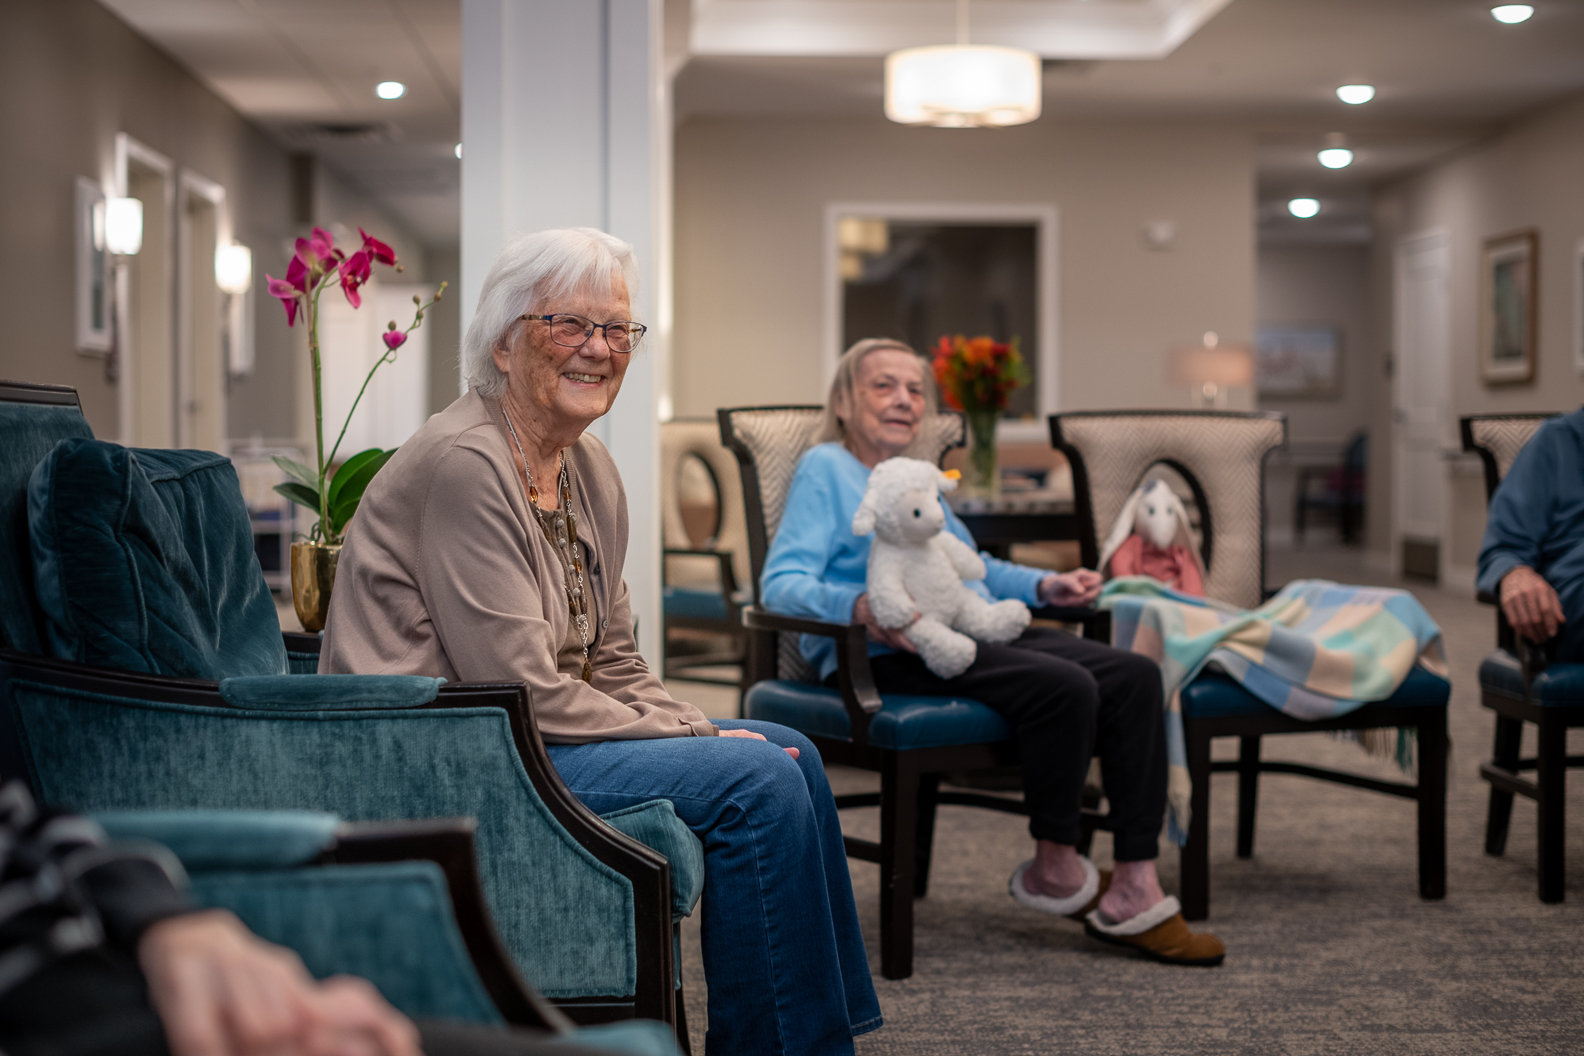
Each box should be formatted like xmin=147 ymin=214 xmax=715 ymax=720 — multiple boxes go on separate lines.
xmin=265 ymin=275 xmax=301 ymax=326
xmin=295 ymin=226 xmax=337 ymax=266
xmin=382 ymin=325 xmax=407 ymax=352
xmin=339 ymin=250 xmax=372 ymax=308
xmin=358 ymin=227 xmax=397 ymax=266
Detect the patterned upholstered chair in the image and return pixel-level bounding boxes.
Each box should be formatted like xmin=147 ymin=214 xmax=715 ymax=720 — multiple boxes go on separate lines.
xmin=1461 ymin=412 xmax=1583 ymax=902
xmin=0 ymin=381 xmax=699 ymax=1039
xmin=718 ymin=405 xmax=1106 ymax=979
xmin=660 ymin=419 xmax=749 ymax=690
xmin=1051 ymin=410 xmax=1449 ymax=920
xmin=91 ymin=810 xmax=682 ymax=1053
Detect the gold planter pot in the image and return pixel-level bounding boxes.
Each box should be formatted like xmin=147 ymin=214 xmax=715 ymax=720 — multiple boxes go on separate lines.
xmin=290 ymin=542 xmax=341 ymax=633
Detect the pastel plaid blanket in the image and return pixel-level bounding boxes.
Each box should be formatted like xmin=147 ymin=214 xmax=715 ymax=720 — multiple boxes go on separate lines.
xmin=1099 ymin=577 xmax=1449 ymax=844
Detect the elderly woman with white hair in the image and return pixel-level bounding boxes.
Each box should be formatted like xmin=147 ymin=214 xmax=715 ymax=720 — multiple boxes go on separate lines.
xmin=320 ymin=228 xmax=880 ymax=1056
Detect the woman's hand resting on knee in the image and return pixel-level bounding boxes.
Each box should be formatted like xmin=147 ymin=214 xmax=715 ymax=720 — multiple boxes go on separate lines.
xmin=719 ymin=728 xmax=800 ymax=759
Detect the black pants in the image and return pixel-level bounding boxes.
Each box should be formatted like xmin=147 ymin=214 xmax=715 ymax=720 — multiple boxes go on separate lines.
xmin=865 ymin=626 xmax=1168 ymax=861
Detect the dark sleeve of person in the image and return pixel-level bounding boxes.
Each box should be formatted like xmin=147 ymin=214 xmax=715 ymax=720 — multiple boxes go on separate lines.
xmin=79 ymin=856 xmax=193 ymax=953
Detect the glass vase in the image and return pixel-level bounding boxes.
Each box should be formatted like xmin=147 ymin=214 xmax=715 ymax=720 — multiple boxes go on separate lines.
xmin=963 ymin=409 xmax=1000 ymax=501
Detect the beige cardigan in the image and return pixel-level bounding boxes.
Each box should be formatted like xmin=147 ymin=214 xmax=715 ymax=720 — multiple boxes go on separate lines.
xmin=319 ymin=390 xmax=718 ymax=743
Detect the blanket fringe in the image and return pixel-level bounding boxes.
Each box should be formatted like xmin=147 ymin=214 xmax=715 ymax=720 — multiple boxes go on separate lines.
xmin=1333 ymin=726 xmax=1417 ymax=775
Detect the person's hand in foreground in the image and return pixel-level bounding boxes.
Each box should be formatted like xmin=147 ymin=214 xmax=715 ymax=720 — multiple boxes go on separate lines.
xmin=1500 ymin=565 xmax=1565 ymax=644
xmin=140 ymin=910 xmax=422 ymax=1056
xmin=719 ymin=727 xmax=799 ymax=758
xmin=853 ymin=592 xmax=919 ymax=653
xmin=1038 ymin=569 xmax=1103 ymax=608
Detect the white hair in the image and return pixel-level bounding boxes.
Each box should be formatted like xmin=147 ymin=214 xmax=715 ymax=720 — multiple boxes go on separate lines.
xmin=461 ymin=227 xmax=640 ymax=398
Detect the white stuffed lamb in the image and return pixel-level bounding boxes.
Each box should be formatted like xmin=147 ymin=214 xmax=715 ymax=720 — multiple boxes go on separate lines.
xmin=854 ymin=457 xmax=1031 ymax=679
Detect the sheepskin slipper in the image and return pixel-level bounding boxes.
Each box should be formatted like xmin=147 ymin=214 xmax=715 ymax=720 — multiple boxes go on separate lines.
xmin=1008 ymin=857 xmax=1100 ymax=918
xmin=1083 ymin=896 xmax=1226 ymax=967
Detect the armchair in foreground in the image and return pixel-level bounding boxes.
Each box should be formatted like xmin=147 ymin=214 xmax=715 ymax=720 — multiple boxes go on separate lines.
xmin=0 ymin=381 xmax=700 ymax=1040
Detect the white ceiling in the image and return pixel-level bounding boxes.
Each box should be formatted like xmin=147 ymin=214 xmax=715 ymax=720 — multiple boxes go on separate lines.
xmin=96 ymin=0 xmax=1584 ymax=247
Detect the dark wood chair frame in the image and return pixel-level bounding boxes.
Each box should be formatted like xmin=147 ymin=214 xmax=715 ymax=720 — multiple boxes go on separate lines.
xmin=1460 ymin=412 xmax=1583 ymax=903
xmin=0 ymin=381 xmax=687 ymax=1045
xmin=1294 ymin=431 xmax=1367 ymax=545
xmin=1051 ymin=409 xmax=1447 ymax=921
xmin=719 ymin=405 xmax=1109 ymax=980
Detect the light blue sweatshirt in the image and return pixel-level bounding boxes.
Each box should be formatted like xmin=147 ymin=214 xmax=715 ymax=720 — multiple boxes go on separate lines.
xmin=760 ymin=442 xmax=1047 ymax=681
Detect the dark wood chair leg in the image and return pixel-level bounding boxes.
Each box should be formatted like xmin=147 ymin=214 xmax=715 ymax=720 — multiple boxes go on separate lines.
xmin=913 ymin=774 xmax=941 ymax=899
xmin=1485 ymin=714 xmax=1523 ymax=856
xmin=674 ymin=970 xmax=692 ymax=1056
xmin=1181 ymin=721 xmax=1213 ymax=921
xmin=1235 ymin=735 xmax=1260 ymax=859
xmin=879 ymin=752 xmax=920 ymax=979
xmin=1416 ymin=712 xmax=1448 ymax=901
xmin=1536 ymin=710 xmax=1566 ymax=903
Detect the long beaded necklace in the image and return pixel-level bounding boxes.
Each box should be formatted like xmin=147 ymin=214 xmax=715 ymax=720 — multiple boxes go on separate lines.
xmin=502 ymin=408 xmax=594 ymax=683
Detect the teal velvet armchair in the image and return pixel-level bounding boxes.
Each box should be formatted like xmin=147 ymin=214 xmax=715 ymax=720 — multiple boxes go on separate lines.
xmin=92 ymin=809 xmax=683 ymax=1055
xmin=0 ymin=381 xmax=702 ymax=1037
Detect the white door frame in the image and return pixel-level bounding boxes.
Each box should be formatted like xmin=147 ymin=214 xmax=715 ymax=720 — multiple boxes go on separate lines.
xmin=1392 ymin=227 xmax=1452 ymax=580
xmin=114 ymin=133 xmax=175 ymax=446
xmin=822 ymin=201 xmax=1060 ymax=442
xmin=176 ymin=169 xmax=229 ymax=448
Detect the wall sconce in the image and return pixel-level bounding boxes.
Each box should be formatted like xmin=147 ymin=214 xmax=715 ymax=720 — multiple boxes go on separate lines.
xmin=1168 ymin=331 xmax=1254 ymax=408
xmin=216 ymin=243 xmax=253 ymax=294
xmin=215 ymin=242 xmax=255 ymax=377
xmin=103 ymin=197 xmax=144 ymax=256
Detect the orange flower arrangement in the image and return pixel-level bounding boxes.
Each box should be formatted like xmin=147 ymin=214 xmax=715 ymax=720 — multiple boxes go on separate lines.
xmin=931 ymin=334 xmax=1029 ymax=497
xmin=930 ymin=334 xmax=1029 ymax=413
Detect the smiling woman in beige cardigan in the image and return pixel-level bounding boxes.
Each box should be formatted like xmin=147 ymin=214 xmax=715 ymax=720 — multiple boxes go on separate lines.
xmin=320 ymin=228 xmax=880 ymax=1056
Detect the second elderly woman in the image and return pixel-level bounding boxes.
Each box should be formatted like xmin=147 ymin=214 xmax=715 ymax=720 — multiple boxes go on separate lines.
xmin=320 ymin=228 xmax=880 ymax=1056
xmin=760 ymin=338 xmax=1224 ymax=967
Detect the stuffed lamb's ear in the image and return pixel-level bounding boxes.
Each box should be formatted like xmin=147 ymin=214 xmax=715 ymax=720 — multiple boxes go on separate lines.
xmin=852 ymin=493 xmax=878 ymax=536
xmin=1097 ymin=484 xmax=1146 ymax=578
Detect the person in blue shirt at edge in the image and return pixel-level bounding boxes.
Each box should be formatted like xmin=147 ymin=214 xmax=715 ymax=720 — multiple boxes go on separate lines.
xmin=1477 ymin=408 xmax=1584 ymax=659
xmin=759 ymin=338 xmax=1225 ymax=967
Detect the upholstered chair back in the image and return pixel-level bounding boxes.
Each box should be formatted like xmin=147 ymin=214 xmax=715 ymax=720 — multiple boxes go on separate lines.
xmin=718 ymin=406 xmax=963 ymax=682
xmin=659 ymin=418 xmax=750 ymax=588
xmin=1051 ymin=411 xmax=1287 ymax=610
xmin=0 ymin=383 xmax=94 ymax=654
xmin=717 ymin=406 xmax=964 ymax=601
xmin=1460 ymin=414 xmax=1559 ymax=504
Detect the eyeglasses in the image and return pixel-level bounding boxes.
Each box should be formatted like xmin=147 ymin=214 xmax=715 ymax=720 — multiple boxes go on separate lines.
xmin=522 ymin=313 xmax=647 ymax=353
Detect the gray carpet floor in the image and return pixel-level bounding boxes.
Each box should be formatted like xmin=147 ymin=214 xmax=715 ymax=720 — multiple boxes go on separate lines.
xmin=670 ymin=545 xmax=1584 ymax=1055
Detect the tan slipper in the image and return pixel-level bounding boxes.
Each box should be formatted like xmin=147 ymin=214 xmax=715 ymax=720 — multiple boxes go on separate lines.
xmin=1083 ymin=896 xmax=1225 ymax=967
xmin=1068 ymin=869 xmax=1112 ymax=920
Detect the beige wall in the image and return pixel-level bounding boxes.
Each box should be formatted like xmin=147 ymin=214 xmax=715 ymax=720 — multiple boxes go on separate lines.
xmin=0 ymin=0 xmax=432 ymax=448
xmin=672 ymin=116 xmax=1256 ymax=417
xmin=1370 ymin=90 xmax=1584 ymax=572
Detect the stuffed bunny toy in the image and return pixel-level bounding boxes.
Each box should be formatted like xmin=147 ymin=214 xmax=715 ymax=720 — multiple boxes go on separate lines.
xmin=1097 ymin=478 xmax=1206 ymax=596
xmin=853 ymin=457 xmax=1031 ymax=679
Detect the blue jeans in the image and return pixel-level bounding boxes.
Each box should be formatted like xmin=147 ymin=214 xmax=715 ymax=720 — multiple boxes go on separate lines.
xmin=546 ymin=720 xmax=882 ymax=1056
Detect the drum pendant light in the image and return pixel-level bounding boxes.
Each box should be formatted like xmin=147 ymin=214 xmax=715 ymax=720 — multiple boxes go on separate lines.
xmin=885 ymin=0 xmax=1041 ymax=127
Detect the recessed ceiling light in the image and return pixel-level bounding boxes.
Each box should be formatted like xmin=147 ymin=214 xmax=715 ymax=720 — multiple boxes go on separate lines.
xmin=1336 ymin=84 xmax=1375 ymax=105
xmin=1318 ymin=148 xmax=1354 ymax=169
xmin=1288 ymin=198 xmax=1321 ymax=219
xmin=454 ymin=142 xmax=462 ymax=160
xmin=1491 ymin=5 xmax=1534 ymax=23
xmin=375 ymin=81 xmax=406 ymax=100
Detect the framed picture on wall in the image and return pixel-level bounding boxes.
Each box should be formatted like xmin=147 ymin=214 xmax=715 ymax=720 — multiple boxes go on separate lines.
xmin=1255 ymin=324 xmax=1341 ymax=398
xmin=1478 ymin=228 xmax=1538 ymax=384
xmin=74 ymin=177 xmax=112 ymax=354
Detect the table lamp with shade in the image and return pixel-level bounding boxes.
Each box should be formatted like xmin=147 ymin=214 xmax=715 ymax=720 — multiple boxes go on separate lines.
xmin=1169 ymin=332 xmax=1254 ymax=408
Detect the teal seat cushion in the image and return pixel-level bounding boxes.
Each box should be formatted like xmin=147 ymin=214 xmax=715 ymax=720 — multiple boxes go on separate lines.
xmin=0 ymin=401 xmax=94 ymax=653
xmin=28 ymin=439 xmax=286 ymax=680
xmin=744 ymin=679 xmax=1012 ymax=749
xmin=1181 ymin=665 xmax=1451 ymax=719
xmin=598 ymin=800 xmax=704 ymax=919
xmin=565 ymin=1021 xmax=685 ymax=1055
xmin=662 ymin=585 xmax=729 ymax=622
xmin=1478 ymin=651 xmax=1584 ymax=707
xmin=95 ymin=809 xmax=340 ymax=870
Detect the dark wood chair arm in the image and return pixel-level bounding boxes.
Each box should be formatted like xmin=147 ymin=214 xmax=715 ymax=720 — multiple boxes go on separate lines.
xmin=1030 ymin=604 xmax=1111 ymax=641
xmin=740 ymin=608 xmax=882 ymax=741
xmin=662 ymin=548 xmax=740 ymax=600
xmin=325 ymin=818 xmax=569 ymax=1032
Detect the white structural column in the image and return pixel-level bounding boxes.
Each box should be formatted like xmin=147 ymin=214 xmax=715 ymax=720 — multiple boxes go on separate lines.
xmin=462 ymin=0 xmax=666 ymax=668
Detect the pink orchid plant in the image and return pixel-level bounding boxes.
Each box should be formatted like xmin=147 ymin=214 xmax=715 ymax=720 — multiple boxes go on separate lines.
xmin=264 ymin=226 xmax=447 ymax=544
